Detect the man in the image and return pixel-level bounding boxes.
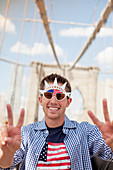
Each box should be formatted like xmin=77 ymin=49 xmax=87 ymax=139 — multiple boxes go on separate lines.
xmin=0 ymin=73 xmax=113 ymax=170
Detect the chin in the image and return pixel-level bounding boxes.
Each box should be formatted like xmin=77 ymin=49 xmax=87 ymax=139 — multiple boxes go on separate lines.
xmin=48 ymin=113 xmax=60 ymax=119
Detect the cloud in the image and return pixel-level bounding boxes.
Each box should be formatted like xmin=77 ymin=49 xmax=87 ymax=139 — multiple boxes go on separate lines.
xmin=95 ymin=47 xmax=113 ymax=68
xmin=59 ymin=26 xmax=113 ymax=37
xmin=0 ymin=15 xmax=16 ymax=34
xmin=10 ymin=42 xmax=64 ymax=57
xmin=60 ymin=27 xmax=94 ymax=37
xmin=54 ymin=43 xmax=64 ymax=57
xmin=98 ymin=27 xmax=113 ymax=37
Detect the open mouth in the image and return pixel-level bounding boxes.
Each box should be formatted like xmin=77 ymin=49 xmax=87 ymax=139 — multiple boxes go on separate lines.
xmin=47 ymin=107 xmax=60 ymax=111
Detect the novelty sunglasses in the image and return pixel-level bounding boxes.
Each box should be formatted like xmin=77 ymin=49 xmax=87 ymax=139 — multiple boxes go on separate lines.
xmin=40 ymin=91 xmax=71 ymax=101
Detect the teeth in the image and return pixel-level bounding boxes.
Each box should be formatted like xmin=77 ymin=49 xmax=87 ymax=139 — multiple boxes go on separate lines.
xmin=49 ymin=107 xmax=58 ymax=110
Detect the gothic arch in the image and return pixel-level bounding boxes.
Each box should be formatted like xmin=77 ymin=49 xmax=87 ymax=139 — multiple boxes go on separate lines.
xmin=26 ymin=62 xmax=99 ymax=124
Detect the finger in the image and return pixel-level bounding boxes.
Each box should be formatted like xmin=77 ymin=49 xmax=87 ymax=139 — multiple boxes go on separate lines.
xmin=105 ymin=135 xmax=113 ymax=151
xmin=6 ymin=104 xmax=13 ymax=126
xmin=88 ymin=110 xmax=103 ymax=128
xmin=1 ymin=124 xmax=8 ymax=145
xmin=5 ymin=137 xmax=21 ymax=152
xmin=1 ymin=124 xmax=8 ymax=138
xmin=16 ymin=108 xmax=25 ymax=128
xmin=103 ymin=98 xmax=110 ymax=122
xmin=0 ymin=131 xmax=2 ymax=146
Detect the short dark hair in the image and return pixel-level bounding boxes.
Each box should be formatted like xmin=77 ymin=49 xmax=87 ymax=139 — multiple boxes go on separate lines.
xmin=40 ymin=73 xmax=71 ymax=92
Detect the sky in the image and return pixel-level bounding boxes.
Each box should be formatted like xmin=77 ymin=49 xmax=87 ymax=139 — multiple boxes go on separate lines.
xmin=0 ymin=0 xmax=113 ymax=119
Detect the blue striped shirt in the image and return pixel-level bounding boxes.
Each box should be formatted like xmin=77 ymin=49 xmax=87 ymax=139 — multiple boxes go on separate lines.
xmin=0 ymin=115 xmax=112 ymax=170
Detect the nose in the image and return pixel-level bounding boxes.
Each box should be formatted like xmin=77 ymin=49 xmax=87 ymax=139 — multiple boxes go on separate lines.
xmin=50 ymin=94 xmax=57 ymax=102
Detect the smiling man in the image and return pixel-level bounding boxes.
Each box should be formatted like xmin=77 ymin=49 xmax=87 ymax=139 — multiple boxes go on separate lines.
xmin=0 ymin=73 xmax=113 ymax=170
xmin=39 ymin=76 xmax=72 ymax=128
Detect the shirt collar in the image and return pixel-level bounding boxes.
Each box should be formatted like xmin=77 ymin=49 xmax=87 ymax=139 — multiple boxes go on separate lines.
xmin=63 ymin=115 xmax=77 ymax=129
xmin=35 ymin=115 xmax=76 ymax=131
xmin=34 ymin=117 xmax=47 ymax=131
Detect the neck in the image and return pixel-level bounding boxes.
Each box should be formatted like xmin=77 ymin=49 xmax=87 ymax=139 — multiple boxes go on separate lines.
xmin=45 ymin=117 xmax=65 ymax=128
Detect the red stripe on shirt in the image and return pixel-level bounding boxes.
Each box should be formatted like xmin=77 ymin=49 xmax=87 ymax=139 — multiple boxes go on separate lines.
xmin=37 ymin=142 xmax=71 ymax=169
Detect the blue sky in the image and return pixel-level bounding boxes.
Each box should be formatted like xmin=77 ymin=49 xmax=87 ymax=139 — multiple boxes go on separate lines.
xmin=0 ymin=0 xmax=113 ymax=97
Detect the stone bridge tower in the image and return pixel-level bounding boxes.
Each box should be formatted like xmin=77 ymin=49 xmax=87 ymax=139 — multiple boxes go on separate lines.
xmin=25 ymin=62 xmax=99 ymax=125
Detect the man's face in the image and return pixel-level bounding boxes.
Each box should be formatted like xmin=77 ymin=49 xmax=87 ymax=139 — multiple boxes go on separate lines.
xmin=39 ymin=83 xmax=72 ymax=125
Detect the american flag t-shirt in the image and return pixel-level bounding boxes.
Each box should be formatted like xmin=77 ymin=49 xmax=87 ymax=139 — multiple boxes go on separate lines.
xmin=37 ymin=142 xmax=71 ymax=170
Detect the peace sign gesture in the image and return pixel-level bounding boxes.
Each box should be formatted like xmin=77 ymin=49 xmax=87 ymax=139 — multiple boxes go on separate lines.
xmin=88 ymin=98 xmax=113 ymax=151
xmin=0 ymin=104 xmax=25 ymax=168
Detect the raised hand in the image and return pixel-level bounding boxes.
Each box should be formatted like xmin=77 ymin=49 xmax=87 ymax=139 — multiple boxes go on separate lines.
xmin=88 ymin=98 xmax=113 ymax=151
xmin=0 ymin=104 xmax=25 ymax=168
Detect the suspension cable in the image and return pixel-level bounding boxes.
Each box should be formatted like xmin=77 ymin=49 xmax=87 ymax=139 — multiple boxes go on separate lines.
xmin=68 ymin=0 xmax=113 ymax=71
xmin=0 ymin=0 xmax=10 ymax=54
xmin=34 ymin=0 xmax=63 ymax=70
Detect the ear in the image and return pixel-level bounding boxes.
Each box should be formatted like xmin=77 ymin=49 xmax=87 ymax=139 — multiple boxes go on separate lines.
xmin=66 ymin=98 xmax=72 ymax=107
xmin=39 ymin=96 xmax=43 ymax=106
